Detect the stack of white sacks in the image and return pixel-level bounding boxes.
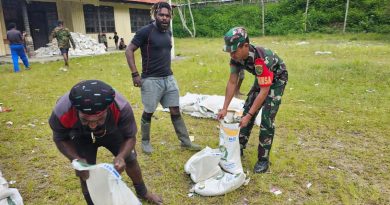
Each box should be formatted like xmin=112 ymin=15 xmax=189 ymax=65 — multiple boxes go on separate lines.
xmin=0 ymin=170 xmax=23 ymax=205
xmin=34 ymin=32 xmax=106 ymax=57
xmin=161 ymin=92 xmax=262 ymax=126
xmin=185 ymin=112 xmax=249 ymax=196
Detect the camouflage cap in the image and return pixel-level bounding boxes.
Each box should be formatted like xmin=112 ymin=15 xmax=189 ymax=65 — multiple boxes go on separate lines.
xmin=223 ymin=27 xmax=248 ymax=53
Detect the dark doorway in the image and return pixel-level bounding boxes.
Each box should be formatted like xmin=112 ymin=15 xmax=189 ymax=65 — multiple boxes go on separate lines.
xmin=27 ymin=2 xmax=58 ymax=49
xmin=29 ymin=12 xmax=48 ymax=49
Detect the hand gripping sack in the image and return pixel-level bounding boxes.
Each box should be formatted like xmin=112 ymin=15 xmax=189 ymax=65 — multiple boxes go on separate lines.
xmin=184 ymin=147 xmax=223 ymax=183
xmin=72 ymin=160 xmax=141 ymax=205
xmin=219 ymin=121 xmax=243 ymax=174
xmin=193 ymin=171 xmax=246 ymax=196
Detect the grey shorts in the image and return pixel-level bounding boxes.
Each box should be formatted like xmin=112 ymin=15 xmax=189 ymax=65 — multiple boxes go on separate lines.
xmin=141 ymin=75 xmax=180 ymax=113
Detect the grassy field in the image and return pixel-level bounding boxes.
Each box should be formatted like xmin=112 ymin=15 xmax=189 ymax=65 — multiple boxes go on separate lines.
xmin=0 ymin=33 xmax=389 ymax=204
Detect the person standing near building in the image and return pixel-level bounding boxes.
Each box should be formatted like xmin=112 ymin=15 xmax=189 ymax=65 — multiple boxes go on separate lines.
xmin=51 ymin=20 xmax=75 ymax=67
xmin=6 ymin=23 xmax=30 ymax=72
xmin=125 ymin=1 xmax=201 ymax=154
xmin=113 ymin=32 xmax=119 ymax=50
xmin=217 ymin=27 xmax=288 ymax=173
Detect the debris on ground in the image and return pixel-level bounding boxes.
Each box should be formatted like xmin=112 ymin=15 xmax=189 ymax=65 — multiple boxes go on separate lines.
xmin=27 ymin=123 xmax=36 ymax=128
xmin=0 ymin=106 xmax=12 ymax=113
xmin=296 ymin=41 xmax=309 ymax=45
xmin=270 ymin=187 xmax=282 ymax=195
xmin=35 ymin=32 xmax=106 ymax=57
xmin=315 ymin=51 xmax=332 ymax=55
xmin=59 ymin=67 xmax=68 ymax=72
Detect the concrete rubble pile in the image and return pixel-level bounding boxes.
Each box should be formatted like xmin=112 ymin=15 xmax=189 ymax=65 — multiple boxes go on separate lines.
xmin=34 ymin=32 xmax=106 ymax=58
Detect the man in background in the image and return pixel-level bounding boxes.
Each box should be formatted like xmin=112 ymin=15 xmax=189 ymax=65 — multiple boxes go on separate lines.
xmin=51 ymin=20 xmax=75 ymax=67
xmin=6 ymin=23 xmax=30 ymax=72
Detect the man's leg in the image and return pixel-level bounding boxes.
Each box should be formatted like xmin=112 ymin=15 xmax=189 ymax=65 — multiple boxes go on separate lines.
xmin=125 ymin=159 xmax=163 ymax=204
xmin=17 ymin=45 xmax=30 ymax=69
xmin=254 ymin=85 xmax=285 ymax=173
xmin=239 ymin=90 xmax=260 ymax=156
xmin=10 ymin=45 xmax=20 ymax=72
xmin=169 ymin=106 xmax=201 ymax=150
xmin=72 ymin=136 xmax=98 ymax=204
xmin=63 ymin=53 xmax=69 ymax=66
xmin=141 ymin=111 xmax=153 ymax=154
xmin=140 ymin=77 xmax=164 ymax=154
xmin=60 ymin=48 xmax=69 ymax=66
xmin=80 ymin=179 xmax=94 ymax=205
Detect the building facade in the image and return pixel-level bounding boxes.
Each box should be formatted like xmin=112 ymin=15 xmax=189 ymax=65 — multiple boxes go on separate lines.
xmin=0 ymin=0 xmax=158 ymax=56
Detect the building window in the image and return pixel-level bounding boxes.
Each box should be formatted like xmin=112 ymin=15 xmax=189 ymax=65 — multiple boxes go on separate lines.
xmin=83 ymin=4 xmax=115 ymax=33
xmin=129 ymin=8 xmax=151 ymax=32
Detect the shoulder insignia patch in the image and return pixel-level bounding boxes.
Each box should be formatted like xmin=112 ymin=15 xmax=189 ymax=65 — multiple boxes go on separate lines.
xmin=255 ymin=64 xmax=263 ymax=75
xmin=254 ymin=58 xmax=265 ymax=75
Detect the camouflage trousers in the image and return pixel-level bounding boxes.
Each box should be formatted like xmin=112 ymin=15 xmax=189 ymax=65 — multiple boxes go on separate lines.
xmin=239 ymin=80 xmax=287 ymax=161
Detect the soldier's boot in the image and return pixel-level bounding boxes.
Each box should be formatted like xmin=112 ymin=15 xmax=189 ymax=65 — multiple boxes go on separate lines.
xmin=253 ymin=159 xmax=269 ymax=173
xmin=141 ymin=120 xmax=153 ymax=154
xmin=171 ymin=116 xmax=201 ymax=151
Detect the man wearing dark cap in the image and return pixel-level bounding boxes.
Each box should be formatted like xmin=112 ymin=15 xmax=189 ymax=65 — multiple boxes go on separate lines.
xmin=217 ymin=27 xmax=288 ymax=173
xmin=49 ymin=80 xmax=163 ymax=204
xmin=51 ymin=20 xmax=75 ymax=67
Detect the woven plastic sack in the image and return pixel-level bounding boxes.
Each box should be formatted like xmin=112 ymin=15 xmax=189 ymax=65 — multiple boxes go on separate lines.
xmin=0 ymin=171 xmax=23 ymax=205
xmin=219 ymin=121 xmax=243 ymax=174
xmin=72 ymin=160 xmax=141 ymax=205
xmin=193 ymin=171 xmax=246 ymax=196
xmin=184 ymin=147 xmax=223 ymax=183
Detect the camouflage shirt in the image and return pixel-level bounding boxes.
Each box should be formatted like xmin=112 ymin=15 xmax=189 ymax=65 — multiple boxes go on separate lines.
xmin=230 ymin=44 xmax=288 ymax=89
xmin=51 ymin=27 xmax=75 ymax=49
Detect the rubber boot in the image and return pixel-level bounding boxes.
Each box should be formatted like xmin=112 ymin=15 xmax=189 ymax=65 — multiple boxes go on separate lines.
xmin=171 ymin=116 xmax=201 ymax=151
xmin=141 ymin=120 xmax=153 ymax=154
xmin=253 ymin=159 xmax=269 ymax=173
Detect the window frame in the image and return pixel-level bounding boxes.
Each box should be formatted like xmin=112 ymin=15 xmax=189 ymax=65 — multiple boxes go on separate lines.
xmin=129 ymin=8 xmax=151 ymax=32
xmin=83 ymin=4 xmax=115 ymax=33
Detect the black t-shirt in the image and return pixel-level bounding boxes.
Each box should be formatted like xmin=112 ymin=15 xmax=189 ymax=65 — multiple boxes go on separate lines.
xmin=113 ymin=35 xmax=119 ymax=42
xmin=131 ymin=23 xmax=173 ymax=78
xmin=7 ymin=29 xmax=23 ymax=45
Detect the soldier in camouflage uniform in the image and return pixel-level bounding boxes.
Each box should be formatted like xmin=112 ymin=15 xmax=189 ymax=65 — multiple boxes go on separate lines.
xmin=217 ymin=27 xmax=288 ymax=173
xmin=51 ymin=20 xmax=75 ymax=67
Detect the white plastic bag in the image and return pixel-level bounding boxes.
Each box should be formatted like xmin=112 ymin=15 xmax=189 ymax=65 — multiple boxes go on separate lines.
xmin=193 ymin=171 xmax=246 ymax=196
xmin=72 ymin=160 xmax=141 ymax=205
xmin=219 ymin=121 xmax=243 ymax=174
xmin=184 ymin=147 xmax=223 ymax=183
xmin=0 ymin=171 xmax=23 ymax=205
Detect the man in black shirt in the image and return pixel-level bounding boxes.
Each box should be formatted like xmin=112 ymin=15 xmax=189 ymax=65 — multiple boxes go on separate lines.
xmin=6 ymin=23 xmax=30 ymax=72
xmin=125 ymin=2 xmax=201 ymax=154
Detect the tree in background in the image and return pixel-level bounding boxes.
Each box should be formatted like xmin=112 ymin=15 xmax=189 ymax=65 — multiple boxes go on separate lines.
xmin=343 ymin=0 xmax=350 ymax=33
xmin=304 ymin=0 xmax=309 ymax=32
xmin=260 ymin=0 xmax=265 ymax=36
xmin=177 ymin=0 xmax=196 ymax=37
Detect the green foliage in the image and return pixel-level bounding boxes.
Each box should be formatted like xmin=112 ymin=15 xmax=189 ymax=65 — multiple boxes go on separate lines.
xmin=172 ymin=0 xmax=390 ymax=37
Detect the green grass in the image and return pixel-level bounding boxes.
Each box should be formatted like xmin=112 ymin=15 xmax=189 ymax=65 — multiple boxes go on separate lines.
xmin=0 ymin=33 xmax=389 ymax=204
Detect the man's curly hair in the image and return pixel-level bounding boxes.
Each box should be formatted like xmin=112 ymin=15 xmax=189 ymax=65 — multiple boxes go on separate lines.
xmin=150 ymin=1 xmax=173 ymax=19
